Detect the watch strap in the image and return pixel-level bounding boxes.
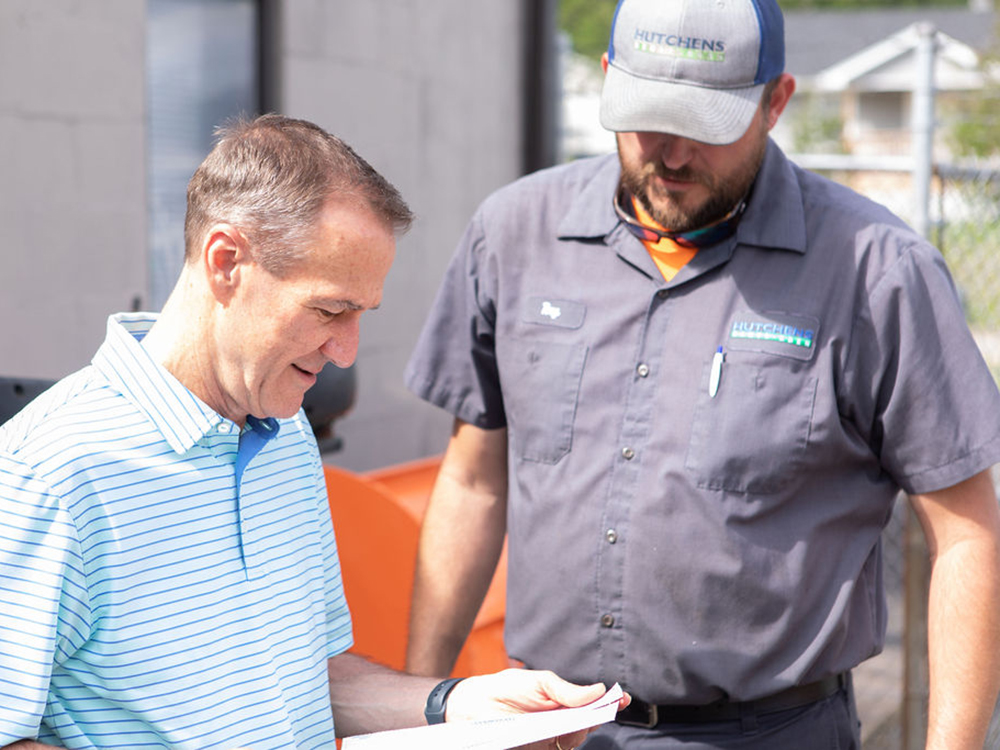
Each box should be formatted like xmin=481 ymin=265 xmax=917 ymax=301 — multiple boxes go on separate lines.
xmin=424 ymin=677 xmax=464 ymax=725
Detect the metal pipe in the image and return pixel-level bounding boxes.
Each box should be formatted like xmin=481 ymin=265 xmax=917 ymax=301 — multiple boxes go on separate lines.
xmin=911 ymin=23 xmax=937 ymax=239
xmin=902 ymin=26 xmax=937 ymax=749
xmin=521 ymin=0 xmax=560 ymax=174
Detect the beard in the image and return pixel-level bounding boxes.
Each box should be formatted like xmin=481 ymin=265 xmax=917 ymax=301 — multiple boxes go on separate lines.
xmin=617 ymin=124 xmax=769 ymax=233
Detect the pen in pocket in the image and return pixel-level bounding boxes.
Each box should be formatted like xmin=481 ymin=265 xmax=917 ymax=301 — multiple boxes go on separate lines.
xmin=709 ymin=346 xmax=724 ymax=398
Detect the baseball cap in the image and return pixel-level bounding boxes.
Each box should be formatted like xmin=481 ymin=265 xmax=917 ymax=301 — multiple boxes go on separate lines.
xmin=600 ymin=0 xmax=785 ymax=145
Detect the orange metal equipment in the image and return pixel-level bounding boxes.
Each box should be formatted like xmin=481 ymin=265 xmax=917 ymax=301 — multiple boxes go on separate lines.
xmin=324 ymin=457 xmax=509 ymax=678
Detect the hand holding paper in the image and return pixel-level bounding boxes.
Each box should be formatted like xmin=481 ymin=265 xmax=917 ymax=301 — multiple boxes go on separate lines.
xmin=341 ymin=682 xmax=625 ymax=750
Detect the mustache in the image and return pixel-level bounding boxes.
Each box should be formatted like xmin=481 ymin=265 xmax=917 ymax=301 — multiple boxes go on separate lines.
xmin=642 ymin=164 xmax=706 ymax=186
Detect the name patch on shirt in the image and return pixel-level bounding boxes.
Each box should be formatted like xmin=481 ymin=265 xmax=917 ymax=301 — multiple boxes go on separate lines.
xmin=522 ymin=297 xmax=586 ymax=329
xmin=726 ymin=311 xmax=820 ymax=361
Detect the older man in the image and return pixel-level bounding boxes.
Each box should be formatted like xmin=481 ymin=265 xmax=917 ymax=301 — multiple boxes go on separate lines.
xmin=0 ymin=115 xmax=614 ymax=749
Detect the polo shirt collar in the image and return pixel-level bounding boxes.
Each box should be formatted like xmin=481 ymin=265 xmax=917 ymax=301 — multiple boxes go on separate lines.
xmin=92 ymin=313 xmax=227 ymax=454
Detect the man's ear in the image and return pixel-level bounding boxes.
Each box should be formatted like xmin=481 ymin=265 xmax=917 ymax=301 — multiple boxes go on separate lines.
xmin=601 ymin=52 xmax=609 ymax=74
xmin=765 ymin=74 xmax=796 ymax=130
xmin=201 ymin=224 xmax=249 ymax=300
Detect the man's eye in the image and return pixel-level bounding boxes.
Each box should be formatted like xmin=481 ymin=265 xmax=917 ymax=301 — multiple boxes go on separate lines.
xmin=316 ymin=308 xmax=340 ymax=320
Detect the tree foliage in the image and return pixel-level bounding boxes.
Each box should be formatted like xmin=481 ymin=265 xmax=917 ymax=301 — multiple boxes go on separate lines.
xmin=559 ymin=0 xmax=618 ymax=60
xmin=945 ymin=17 xmax=1000 ymax=159
xmin=948 ymin=93 xmax=1000 ymax=158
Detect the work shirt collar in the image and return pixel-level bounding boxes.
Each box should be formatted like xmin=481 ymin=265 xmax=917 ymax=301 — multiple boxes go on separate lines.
xmin=556 ymin=140 xmax=808 ymax=284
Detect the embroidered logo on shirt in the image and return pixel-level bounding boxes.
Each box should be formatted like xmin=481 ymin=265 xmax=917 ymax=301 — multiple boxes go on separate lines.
xmin=540 ymin=301 xmax=562 ymax=320
xmin=724 ymin=311 xmax=820 ymax=363
xmin=730 ymin=319 xmax=814 ymax=348
xmin=522 ymin=297 xmax=586 ymax=329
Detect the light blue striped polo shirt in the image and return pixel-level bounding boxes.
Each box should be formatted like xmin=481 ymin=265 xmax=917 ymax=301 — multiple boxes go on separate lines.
xmin=0 ymin=313 xmax=354 ymax=749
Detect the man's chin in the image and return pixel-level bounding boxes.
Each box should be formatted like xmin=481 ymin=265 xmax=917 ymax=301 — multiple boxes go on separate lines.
xmin=642 ymin=191 xmax=709 ymax=232
xmin=260 ymin=398 xmax=306 ymax=421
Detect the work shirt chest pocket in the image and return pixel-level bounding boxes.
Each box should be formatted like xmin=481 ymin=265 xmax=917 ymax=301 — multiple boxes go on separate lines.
xmin=500 ymin=337 xmax=588 ymax=464
xmin=685 ymin=355 xmax=818 ymax=494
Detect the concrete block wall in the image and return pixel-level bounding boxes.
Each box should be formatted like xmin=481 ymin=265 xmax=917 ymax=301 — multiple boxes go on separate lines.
xmin=278 ymin=0 xmax=527 ymax=470
xmin=0 ymin=0 xmax=526 ymax=473
xmin=0 ymin=0 xmax=147 ymax=380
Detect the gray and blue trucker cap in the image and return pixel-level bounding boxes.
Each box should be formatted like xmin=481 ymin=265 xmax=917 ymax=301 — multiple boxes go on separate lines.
xmin=600 ymin=0 xmax=785 ymax=145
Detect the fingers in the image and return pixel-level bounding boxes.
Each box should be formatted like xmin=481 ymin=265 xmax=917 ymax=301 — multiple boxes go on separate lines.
xmin=534 ymin=670 xmax=607 ymax=709
xmin=445 ymin=668 xmax=611 ymax=725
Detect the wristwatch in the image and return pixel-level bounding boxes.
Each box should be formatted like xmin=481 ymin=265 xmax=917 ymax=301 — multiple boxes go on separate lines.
xmin=424 ymin=677 xmax=465 ymax=725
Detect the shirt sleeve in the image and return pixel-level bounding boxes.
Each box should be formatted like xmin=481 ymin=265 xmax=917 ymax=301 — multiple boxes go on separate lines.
xmin=844 ymin=233 xmax=1000 ymax=495
xmin=404 ymin=209 xmax=507 ymax=429
xmin=0 ymin=453 xmax=90 ymax=744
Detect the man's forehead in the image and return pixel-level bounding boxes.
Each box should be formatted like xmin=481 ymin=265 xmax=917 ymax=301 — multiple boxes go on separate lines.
xmin=317 ymin=194 xmax=393 ymax=230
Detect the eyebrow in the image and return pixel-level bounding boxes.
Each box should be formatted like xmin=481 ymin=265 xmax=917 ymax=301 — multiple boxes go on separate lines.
xmin=313 ymin=298 xmax=380 ymax=312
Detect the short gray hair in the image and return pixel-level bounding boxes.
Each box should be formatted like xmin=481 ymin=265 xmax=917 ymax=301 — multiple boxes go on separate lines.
xmin=184 ymin=113 xmax=413 ymax=275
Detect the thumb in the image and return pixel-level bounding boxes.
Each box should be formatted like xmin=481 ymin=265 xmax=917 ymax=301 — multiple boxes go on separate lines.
xmin=537 ymin=673 xmax=607 ymax=708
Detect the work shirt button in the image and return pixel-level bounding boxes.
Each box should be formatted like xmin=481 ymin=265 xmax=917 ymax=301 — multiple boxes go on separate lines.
xmin=600 ymin=613 xmax=615 ymax=628
xmin=606 ymin=529 xmax=618 ymax=544
xmin=637 ymin=363 xmax=650 ymax=378
xmin=622 ymin=446 xmax=635 ymax=460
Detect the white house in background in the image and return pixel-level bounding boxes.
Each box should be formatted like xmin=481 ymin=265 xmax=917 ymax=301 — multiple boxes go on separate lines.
xmin=782 ymin=5 xmax=997 ymax=157
xmin=560 ymin=5 xmax=998 ymax=162
xmin=846 ymin=27 xmax=981 ymax=157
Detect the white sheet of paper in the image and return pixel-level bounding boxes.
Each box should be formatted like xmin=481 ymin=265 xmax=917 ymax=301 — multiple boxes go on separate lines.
xmin=341 ymin=682 xmax=623 ymax=750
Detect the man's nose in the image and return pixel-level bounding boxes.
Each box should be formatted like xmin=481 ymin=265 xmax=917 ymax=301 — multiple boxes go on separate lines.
xmin=656 ymin=133 xmax=695 ymax=170
xmin=319 ymin=318 xmax=360 ymax=368
xmin=639 ymin=131 xmax=694 ymax=170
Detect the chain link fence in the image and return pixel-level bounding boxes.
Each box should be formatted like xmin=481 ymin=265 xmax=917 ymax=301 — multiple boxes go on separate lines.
xmin=794 ymin=158 xmax=1000 ymax=748
xmin=937 ymin=163 xmax=1000 ymax=386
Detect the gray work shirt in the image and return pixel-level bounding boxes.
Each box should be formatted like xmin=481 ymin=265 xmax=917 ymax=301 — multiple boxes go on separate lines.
xmin=405 ymin=141 xmax=1000 ymax=704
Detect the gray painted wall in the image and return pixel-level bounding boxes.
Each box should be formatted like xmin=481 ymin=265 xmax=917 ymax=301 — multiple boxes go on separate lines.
xmin=0 ymin=0 xmax=147 ymax=381
xmin=0 ymin=0 xmax=527 ymax=472
xmin=278 ymin=1 xmax=527 ymax=471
